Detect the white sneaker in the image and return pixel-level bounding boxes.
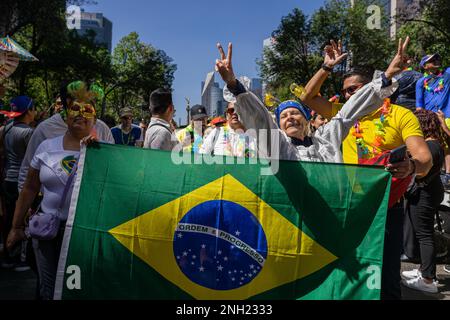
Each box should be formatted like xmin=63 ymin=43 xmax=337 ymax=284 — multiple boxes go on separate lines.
xmin=444 ymin=265 xmax=450 ymax=274
xmin=402 ymin=276 xmax=438 ymax=294
xmin=402 ymin=269 xmax=421 ymax=279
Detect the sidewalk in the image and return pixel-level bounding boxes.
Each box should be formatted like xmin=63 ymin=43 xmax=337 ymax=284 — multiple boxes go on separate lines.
xmin=1 ymin=262 xmax=449 ymax=300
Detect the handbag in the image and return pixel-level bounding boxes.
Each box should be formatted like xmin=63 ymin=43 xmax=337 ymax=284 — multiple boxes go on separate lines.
xmin=29 ymin=161 xmax=78 ymax=240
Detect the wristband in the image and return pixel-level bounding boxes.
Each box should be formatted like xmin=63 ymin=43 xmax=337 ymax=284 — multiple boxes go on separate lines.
xmin=322 ymin=64 xmax=334 ymax=72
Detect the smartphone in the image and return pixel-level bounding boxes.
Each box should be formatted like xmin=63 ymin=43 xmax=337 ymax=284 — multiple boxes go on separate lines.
xmin=389 ymin=145 xmax=407 ymax=164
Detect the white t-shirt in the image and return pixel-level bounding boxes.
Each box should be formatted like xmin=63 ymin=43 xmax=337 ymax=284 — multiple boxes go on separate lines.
xmin=30 ymin=135 xmax=79 ymax=221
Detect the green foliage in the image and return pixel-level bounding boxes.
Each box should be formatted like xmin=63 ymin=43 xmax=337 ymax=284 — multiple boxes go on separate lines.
xmin=397 ymin=0 xmax=450 ymax=67
xmin=107 ymin=32 xmax=176 ymax=119
xmin=258 ymin=8 xmax=319 ymax=91
xmin=1 ymin=1 xmax=176 ymax=121
xmin=259 ymin=0 xmax=396 ymax=99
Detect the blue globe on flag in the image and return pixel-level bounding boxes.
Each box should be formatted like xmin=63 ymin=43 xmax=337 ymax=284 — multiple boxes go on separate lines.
xmin=173 ymin=200 xmax=268 ymax=290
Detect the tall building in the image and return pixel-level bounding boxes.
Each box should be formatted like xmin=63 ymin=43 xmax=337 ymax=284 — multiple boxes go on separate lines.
xmin=77 ymin=11 xmax=113 ymax=52
xmin=210 ymin=84 xmax=226 ymax=117
xmin=201 ymin=74 xmax=226 ymax=118
xmin=351 ymin=0 xmax=419 ymax=38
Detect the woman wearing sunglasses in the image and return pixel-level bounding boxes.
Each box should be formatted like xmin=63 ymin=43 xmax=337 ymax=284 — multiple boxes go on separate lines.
xmin=6 ymin=81 xmax=100 ymax=300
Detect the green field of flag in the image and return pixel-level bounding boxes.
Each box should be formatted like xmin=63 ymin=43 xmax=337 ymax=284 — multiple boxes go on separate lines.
xmin=55 ymin=143 xmax=391 ymax=300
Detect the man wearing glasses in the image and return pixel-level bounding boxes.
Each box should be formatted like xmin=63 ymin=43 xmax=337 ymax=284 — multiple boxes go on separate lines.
xmin=300 ymin=40 xmax=432 ymax=300
xmin=111 ymin=108 xmax=143 ymax=147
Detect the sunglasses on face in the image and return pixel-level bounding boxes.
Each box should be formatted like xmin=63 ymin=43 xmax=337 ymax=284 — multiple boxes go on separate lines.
xmin=226 ymin=108 xmax=235 ymax=115
xmin=341 ymin=84 xmax=363 ymax=97
xmin=67 ymin=102 xmax=96 ymax=119
xmin=428 ymin=58 xmax=441 ymax=65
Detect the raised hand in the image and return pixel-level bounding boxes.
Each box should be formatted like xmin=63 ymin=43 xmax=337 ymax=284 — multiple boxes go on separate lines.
xmin=215 ymin=43 xmax=236 ymax=86
xmin=385 ymin=36 xmax=410 ymax=79
xmin=323 ymin=40 xmax=348 ymax=68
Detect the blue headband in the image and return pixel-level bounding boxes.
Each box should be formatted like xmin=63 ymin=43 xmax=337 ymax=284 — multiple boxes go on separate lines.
xmin=275 ymin=100 xmax=311 ymax=126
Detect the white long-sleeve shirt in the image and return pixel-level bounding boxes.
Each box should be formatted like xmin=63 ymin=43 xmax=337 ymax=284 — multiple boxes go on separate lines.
xmin=230 ymin=76 xmax=399 ymax=163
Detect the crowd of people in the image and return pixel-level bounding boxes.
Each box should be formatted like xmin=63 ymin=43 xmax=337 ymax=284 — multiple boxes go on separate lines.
xmin=1 ymin=36 xmax=450 ymax=300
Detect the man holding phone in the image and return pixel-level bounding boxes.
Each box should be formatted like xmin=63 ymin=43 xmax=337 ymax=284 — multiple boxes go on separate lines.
xmin=300 ymin=38 xmax=432 ymax=300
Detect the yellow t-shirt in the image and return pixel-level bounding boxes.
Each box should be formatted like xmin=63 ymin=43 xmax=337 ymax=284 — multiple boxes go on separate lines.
xmin=332 ymin=103 xmax=423 ymax=164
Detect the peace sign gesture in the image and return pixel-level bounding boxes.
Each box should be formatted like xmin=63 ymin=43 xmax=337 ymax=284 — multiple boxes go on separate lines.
xmin=215 ymin=43 xmax=236 ymax=86
xmin=323 ymin=40 xmax=348 ymax=68
xmin=385 ymin=36 xmax=411 ymax=79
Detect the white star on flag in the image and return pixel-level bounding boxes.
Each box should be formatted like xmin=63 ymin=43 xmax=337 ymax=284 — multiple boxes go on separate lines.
xmin=177 ymin=233 xmax=183 ymax=239
xmin=199 ymin=266 xmax=205 ymax=272
xmin=235 ymin=230 xmax=241 ymax=236
xmin=201 ymin=244 xmax=206 ymax=249
xmin=218 ymin=250 xmax=222 ymax=255
xmin=182 ymin=251 xmax=188 ymax=256
xmin=217 ymin=265 xmax=224 ymax=271
xmin=250 ymin=264 xmax=254 ymax=269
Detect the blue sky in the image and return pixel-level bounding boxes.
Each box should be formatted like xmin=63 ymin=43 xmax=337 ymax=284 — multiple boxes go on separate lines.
xmin=81 ymin=0 xmax=326 ymax=124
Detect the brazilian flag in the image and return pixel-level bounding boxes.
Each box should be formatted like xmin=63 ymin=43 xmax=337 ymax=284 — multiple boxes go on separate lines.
xmin=55 ymin=144 xmax=391 ymax=300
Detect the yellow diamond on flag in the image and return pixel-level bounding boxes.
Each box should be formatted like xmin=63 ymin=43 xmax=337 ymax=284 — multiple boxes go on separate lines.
xmin=109 ymin=174 xmax=338 ymax=300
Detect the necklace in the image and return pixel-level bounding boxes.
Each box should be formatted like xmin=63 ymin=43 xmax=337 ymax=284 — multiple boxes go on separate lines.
xmin=222 ymin=126 xmax=253 ymax=158
xmin=121 ymin=128 xmax=133 ymax=145
xmin=186 ymin=125 xmax=203 ymax=152
xmin=424 ymin=72 xmax=445 ymax=93
xmin=353 ymin=98 xmax=391 ymax=159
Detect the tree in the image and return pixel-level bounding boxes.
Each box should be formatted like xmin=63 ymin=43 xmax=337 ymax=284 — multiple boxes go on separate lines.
xmin=396 ymin=0 xmax=450 ymax=67
xmin=1 ymin=2 xmax=176 ymax=121
xmin=259 ymin=1 xmax=397 ymax=100
xmin=258 ymin=8 xmax=320 ymax=100
xmin=312 ymin=0 xmax=394 ymax=71
xmin=107 ymin=32 xmax=176 ymax=118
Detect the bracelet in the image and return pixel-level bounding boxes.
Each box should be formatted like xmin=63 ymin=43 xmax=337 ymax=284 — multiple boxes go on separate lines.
xmin=322 ymin=64 xmax=334 ymax=72
xmin=408 ymin=158 xmax=416 ymax=176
